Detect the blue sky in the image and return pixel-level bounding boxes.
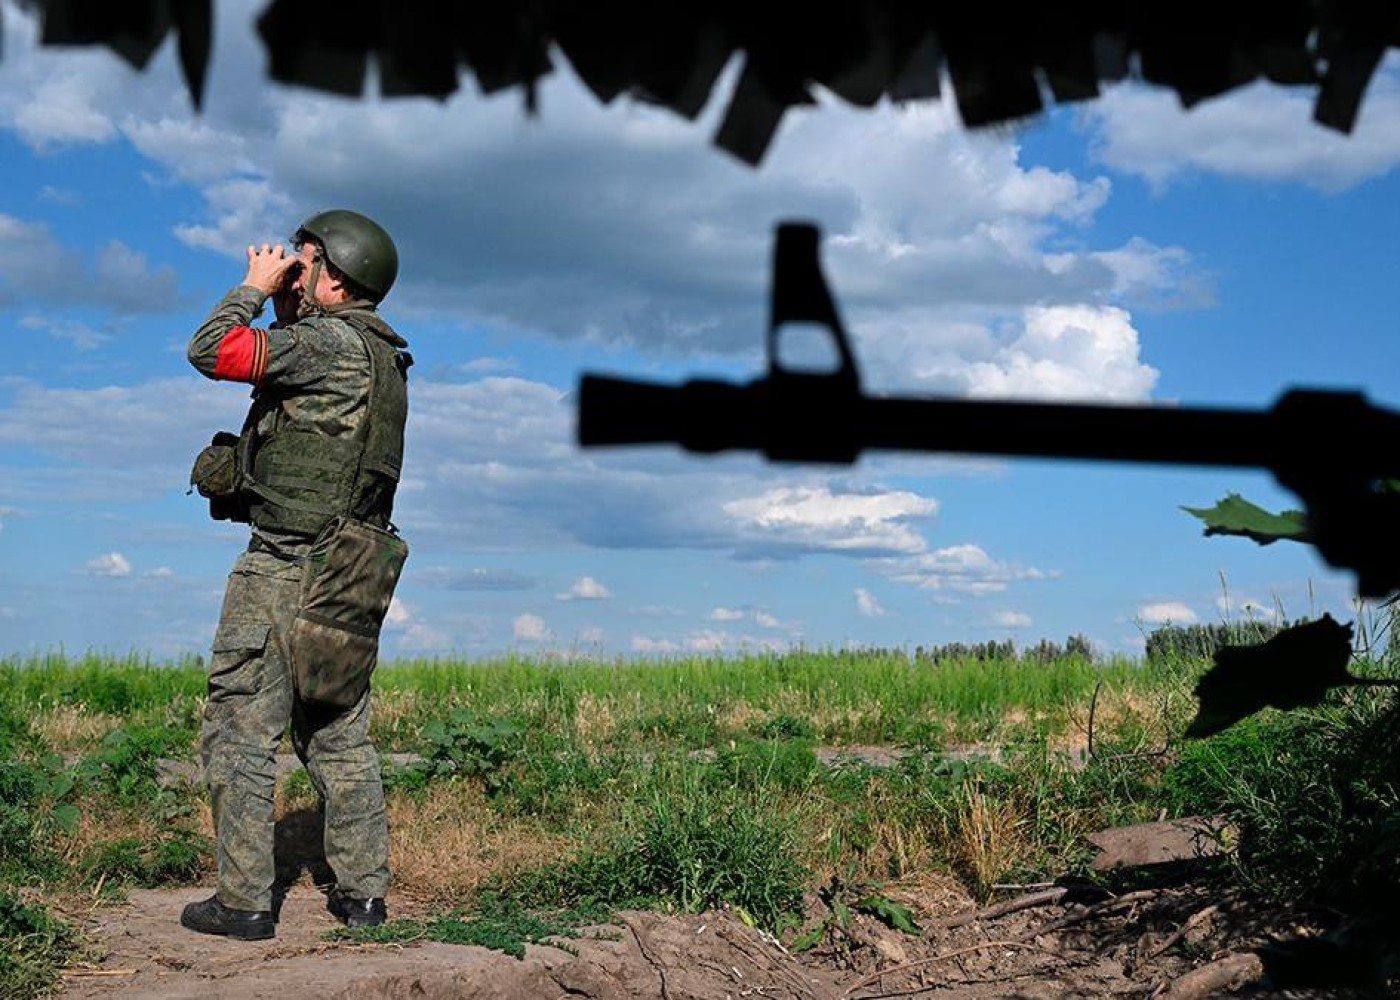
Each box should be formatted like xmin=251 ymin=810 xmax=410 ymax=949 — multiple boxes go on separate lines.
xmin=3 ymin=2 xmax=1400 ymax=662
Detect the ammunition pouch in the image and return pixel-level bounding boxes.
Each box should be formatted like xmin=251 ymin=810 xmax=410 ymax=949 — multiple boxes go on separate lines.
xmin=287 ymin=515 xmax=408 ymax=708
xmin=190 ymin=431 xmax=250 ymax=523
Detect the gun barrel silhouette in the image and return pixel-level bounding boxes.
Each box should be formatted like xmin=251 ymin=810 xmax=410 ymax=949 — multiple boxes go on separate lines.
xmin=576 ymin=222 xmax=1400 ymax=597
xmin=580 ymin=373 xmax=1398 ymax=471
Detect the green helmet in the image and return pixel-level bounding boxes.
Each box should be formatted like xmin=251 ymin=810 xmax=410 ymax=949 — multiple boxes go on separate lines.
xmin=296 ymin=209 xmax=399 ymax=301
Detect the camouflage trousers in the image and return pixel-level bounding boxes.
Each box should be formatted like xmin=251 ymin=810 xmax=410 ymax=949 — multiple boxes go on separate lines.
xmin=201 ymin=547 xmax=389 ymax=912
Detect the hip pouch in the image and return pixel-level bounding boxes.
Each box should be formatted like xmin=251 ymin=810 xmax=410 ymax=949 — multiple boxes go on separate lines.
xmin=190 ymin=431 xmax=250 ymax=523
xmin=289 ymin=516 xmax=408 ymax=709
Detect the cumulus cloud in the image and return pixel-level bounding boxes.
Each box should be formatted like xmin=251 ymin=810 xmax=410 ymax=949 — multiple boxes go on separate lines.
xmin=1080 ymin=70 xmax=1400 ymax=193
xmin=86 ymin=552 xmax=131 ymax=578
xmin=19 ymin=315 xmax=108 ymax=351
xmin=513 ymin=613 xmax=550 ymax=642
xmin=855 ymin=588 xmax=886 ymax=617
xmin=558 ymin=576 xmax=611 ymax=601
xmin=0 ymin=377 xmax=245 ymax=496
xmin=0 ymin=215 xmax=181 ymax=316
xmin=993 ymin=610 xmax=1032 ymax=628
xmin=959 ymin=305 xmax=1158 ymax=401
xmin=385 ymin=597 xmax=413 ymax=629
xmin=723 ymin=486 xmax=937 ymax=557
xmin=710 ymin=607 xmax=745 ymax=622
xmin=1137 ymin=601 xmax=1198 ymax=625
xmin=877 ymin=543 xmax=1049 ymax=596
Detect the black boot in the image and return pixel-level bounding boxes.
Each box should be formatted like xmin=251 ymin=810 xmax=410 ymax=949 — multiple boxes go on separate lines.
xmin=180 ymin=895 xmax=275 ymax=940
xmin=327 ymin=890 xmax=387 ymax=928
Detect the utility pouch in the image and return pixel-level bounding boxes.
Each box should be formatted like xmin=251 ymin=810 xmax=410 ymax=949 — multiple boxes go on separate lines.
xmin=190 ymin=431 xmax=250 ymax=523
xmin=288 ymin=515 xmax=408 ymax=709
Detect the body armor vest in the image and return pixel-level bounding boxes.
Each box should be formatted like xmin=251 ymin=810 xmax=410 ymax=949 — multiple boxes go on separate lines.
xmin=238 ymin=310 xmax=410 ymax=538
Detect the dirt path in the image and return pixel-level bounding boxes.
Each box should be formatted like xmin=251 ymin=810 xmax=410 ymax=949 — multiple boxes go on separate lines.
xmin=55 ymin=880 xmax=1379 ymax=1000
xmin=57 ymin=886 xmax=841 ymax=1000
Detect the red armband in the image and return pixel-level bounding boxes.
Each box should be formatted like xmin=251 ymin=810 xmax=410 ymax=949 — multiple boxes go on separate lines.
xmin=213 ymin=326 xmax=270 ymax=384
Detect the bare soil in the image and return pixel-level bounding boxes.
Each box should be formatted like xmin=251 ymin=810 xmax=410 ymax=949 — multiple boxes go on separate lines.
xmin=55 ymin=878 xmax=1382 ymax=1000
xmin=52 ymin=759 xmax=1385 ymax=998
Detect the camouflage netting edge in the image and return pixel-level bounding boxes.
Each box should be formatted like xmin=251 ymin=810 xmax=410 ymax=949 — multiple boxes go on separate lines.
xmin=12 ymin=1 xmax=1400 ymax=163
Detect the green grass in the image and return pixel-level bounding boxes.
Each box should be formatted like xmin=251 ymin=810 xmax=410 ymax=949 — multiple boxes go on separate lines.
xmin=4 ymin=642 xmax=1398 ymax=985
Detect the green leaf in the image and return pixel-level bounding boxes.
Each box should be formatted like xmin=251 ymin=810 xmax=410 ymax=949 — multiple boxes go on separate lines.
xmin=854 ymin=894 xmax=920 ymax=934
xmin=52 ymin=803 xmax=81 ymax=835
xmin=1181 ymin=493 xmax=1309 ymax=545
xmin=46 ymin=773 xmax=75 ymax=800
xmin=789 ymin=921 xmax=827 ymax=952
xmin=1185 ymin=614 xmax=1363 ymax=738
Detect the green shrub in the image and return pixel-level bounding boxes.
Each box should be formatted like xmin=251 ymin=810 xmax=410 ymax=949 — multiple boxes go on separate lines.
xmin=509 ymin=764 xmax=807 ymax=933
xmin=0 ymin=757 xmax=77 ymax=884
xmin=75 ymin=726 xmax=190 ymax=806
xmin=1164 ymin=695 xmax=1400 ymax=908
xmin=80 ymin=830 xmax=209 ymax=890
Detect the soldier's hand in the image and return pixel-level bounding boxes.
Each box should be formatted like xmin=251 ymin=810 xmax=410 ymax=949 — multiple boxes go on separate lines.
xmin=271 ymin=283 xmax=301 ymax=326
xmin=243 ymin=243 xmax=298 ymax=297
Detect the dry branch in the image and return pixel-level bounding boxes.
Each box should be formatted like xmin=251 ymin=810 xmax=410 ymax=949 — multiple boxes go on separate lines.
xmin=1140 ymin=903 xmax=1221 ymax=963
xmin=841 ymin=939 xmax=1059 ymax=997
xmin=1154 ymin=951 xmax=1265 ymax=1000
xmin=935 ymin=887 xmax=1068 ymax=930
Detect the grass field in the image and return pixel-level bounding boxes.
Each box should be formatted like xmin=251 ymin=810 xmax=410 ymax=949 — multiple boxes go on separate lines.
xmin=2 ymin=639 xmax=1398 ymax=997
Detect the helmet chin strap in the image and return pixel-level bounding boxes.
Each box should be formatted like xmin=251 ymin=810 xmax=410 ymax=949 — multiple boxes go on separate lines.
xmin=295 ymin=256 xmax=327 ymax=319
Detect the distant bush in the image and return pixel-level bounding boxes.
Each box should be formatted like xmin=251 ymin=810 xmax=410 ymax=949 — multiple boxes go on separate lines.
xmin=1144 ymin=619 xmax=1302 ymax=664
xmin=914 ymin=634 xmax=1094 ymax=665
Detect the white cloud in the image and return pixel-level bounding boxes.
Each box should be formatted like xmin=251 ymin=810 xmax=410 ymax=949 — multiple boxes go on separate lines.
xmin=145 ymin=567 xmax=174 ymax=579
xmin=631 ymin=635 xmax=680 ymax=654
xmin=723 ymin=486 xmax=936 ymax=557
xmin=855 ymin=588 xmax=886 ymax=617
xmin=86 ymin=552 xmax=131 ymax=578
xmin=993 ymin=610 xmax=1032 ymax=628
xmin=0 ymin=5 xmax=1199 ymax=371
xmin=754 ymin=612 xmax=780 ymax=629
xmin=558 ymin=576 xmax=611 ymax=601
xmin=0 ymin=214 xmax=179 ymax=314
xmin=20 ymin=315 xmax=109 ymax=351
xmin=0 ymin=377 xmax=245 ymax=499
xmin=686 ymin=630 xmax=728 ymax=653
xmin=710 ymin=607 xmax=745 ymax=622
xmin=960 ymin=305 xmax=1158 ymax=401
xmin=1081 ymin=71 xmax=1400 ymax=193
xmin=878 ymin=543 xmax=1049 ymax=596
xmin=578 ymin=626 xmax=605 ymax=644
xmin=385 ymin=597 xmax=413 ymax=629
xmin=1137 ymin=601 xmax=1198 ymax=625
xmin=513 ymin=613 xmax=550 ymax=642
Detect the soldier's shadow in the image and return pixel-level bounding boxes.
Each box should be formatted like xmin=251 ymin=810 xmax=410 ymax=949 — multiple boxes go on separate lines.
xmin=270 ymin=807 xmax=334 ymax=919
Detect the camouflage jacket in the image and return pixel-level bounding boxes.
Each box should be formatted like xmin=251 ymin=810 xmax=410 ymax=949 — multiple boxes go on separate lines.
xmin=188 ymin=284 xmax=410 ymax=552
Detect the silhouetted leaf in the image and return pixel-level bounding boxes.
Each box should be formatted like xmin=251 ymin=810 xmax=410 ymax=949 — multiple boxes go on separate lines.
xmin=1185 ymin=614 xmax=1356 ymax=739
xmin=172 ymin=0 xmax=211 ymax=111
xmin=1182 ymin=493 xmax=1309 ymax=545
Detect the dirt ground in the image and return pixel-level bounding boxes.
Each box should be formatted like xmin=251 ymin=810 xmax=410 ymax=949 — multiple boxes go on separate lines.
xmin=53 ymin=875 xmax=1387 ymax=1000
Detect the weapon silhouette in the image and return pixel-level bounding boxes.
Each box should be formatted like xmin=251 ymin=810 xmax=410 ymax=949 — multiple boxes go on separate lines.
xmin=578 ymin=221 xmax=1400 ymax=599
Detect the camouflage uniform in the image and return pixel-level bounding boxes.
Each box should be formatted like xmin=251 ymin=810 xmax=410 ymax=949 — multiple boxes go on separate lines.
xmin=188 ymin=284 xmax=406 ymax=913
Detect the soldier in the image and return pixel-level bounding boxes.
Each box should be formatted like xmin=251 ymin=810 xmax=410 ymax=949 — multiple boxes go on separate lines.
xmin=182 ymin=210 xmax=411 ymax=940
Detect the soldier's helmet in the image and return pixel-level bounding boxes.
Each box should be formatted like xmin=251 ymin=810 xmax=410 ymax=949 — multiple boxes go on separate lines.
xmin=295 ymin=209 xmax=399 ymax=301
